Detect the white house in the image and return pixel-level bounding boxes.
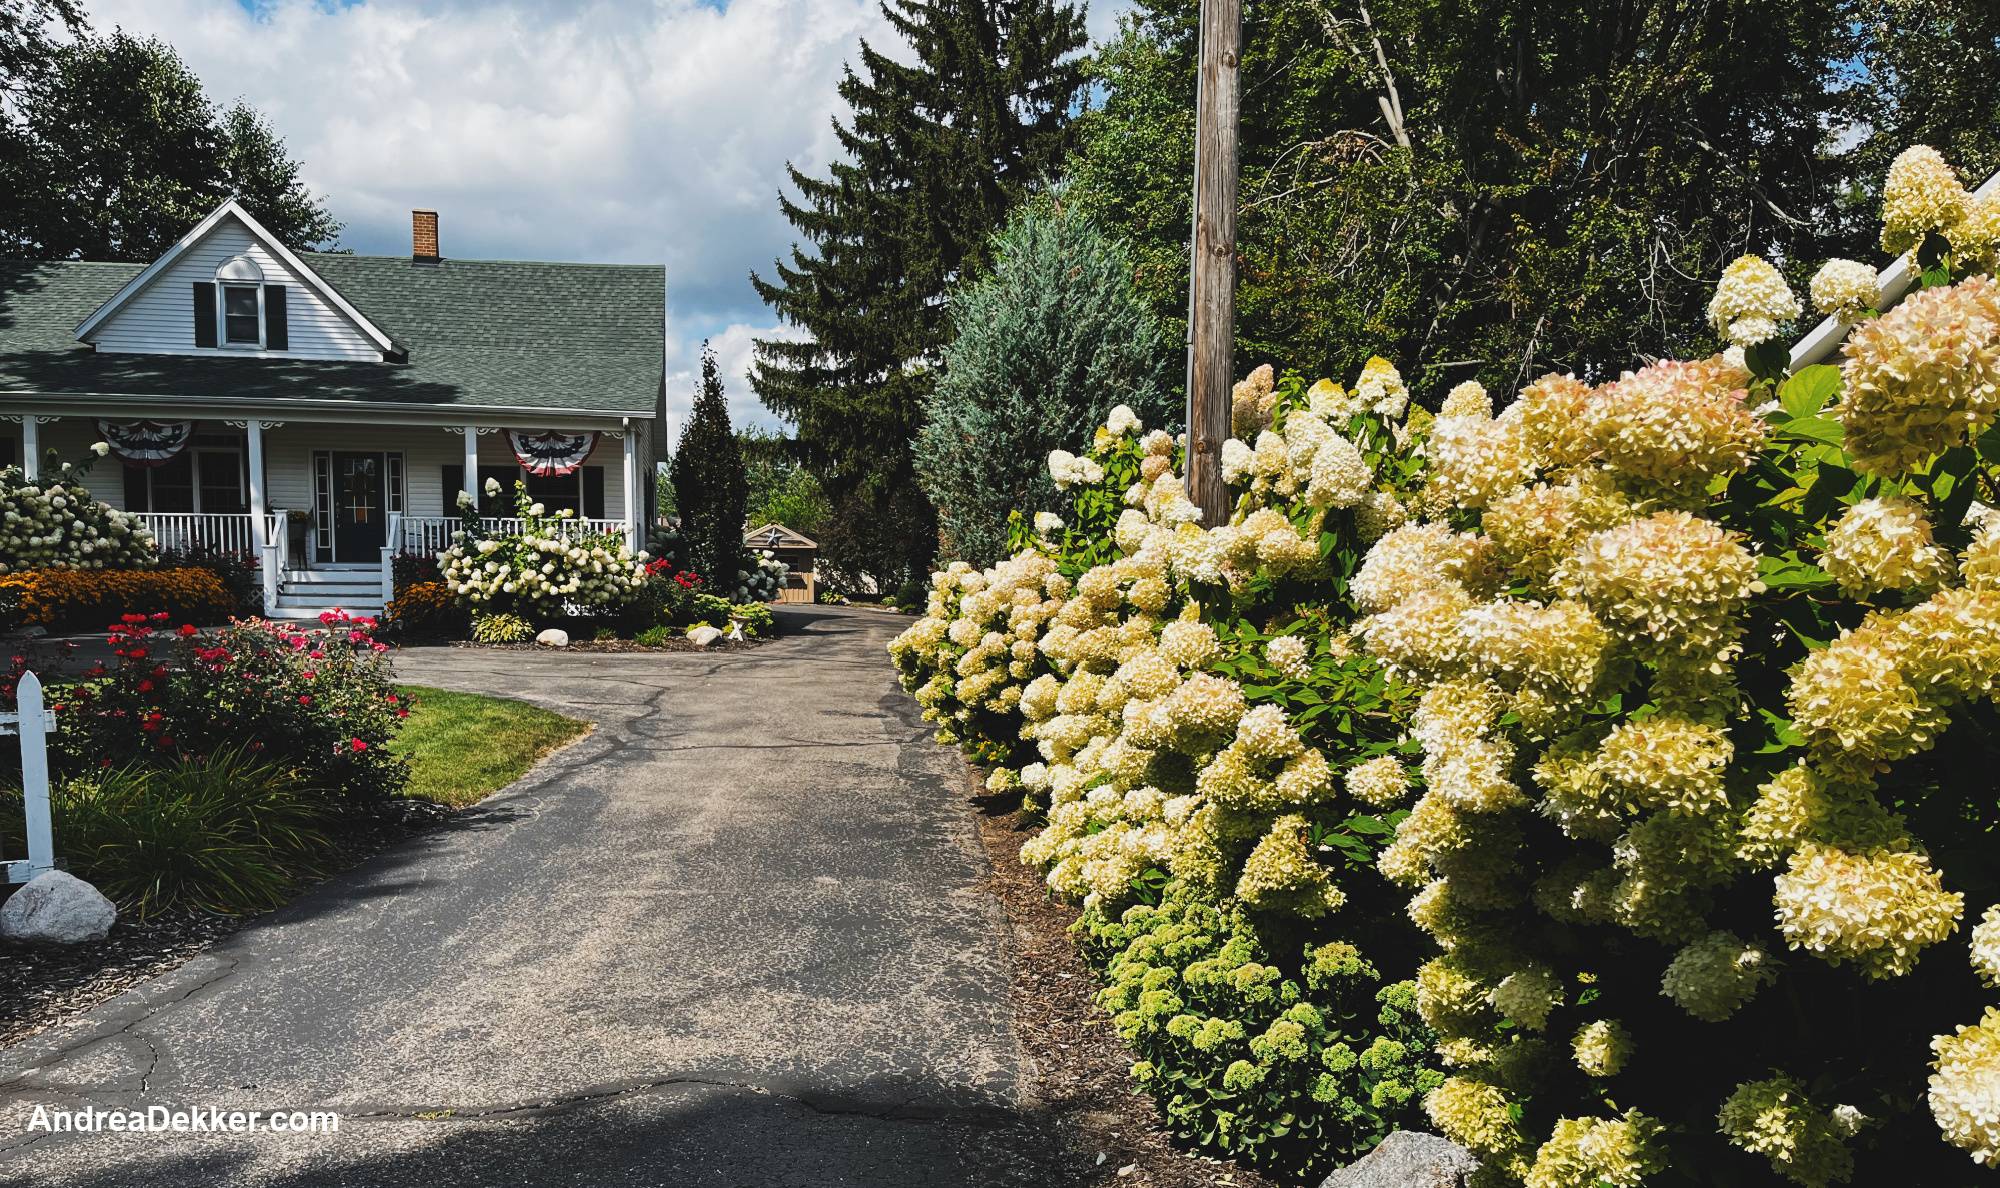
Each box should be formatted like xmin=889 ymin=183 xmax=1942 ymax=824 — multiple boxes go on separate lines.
xmin=0 ymin=200 xmax=666 ymax=618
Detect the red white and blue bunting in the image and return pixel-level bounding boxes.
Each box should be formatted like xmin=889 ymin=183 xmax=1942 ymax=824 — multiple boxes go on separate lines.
xmin=507 ymin=430 xmax=598 ymax=477
xmin=96 ymin=419 xmax=193 ymax=467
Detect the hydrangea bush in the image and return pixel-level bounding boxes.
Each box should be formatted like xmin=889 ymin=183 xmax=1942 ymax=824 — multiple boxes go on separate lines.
xmin=891 ymin=144 xmax=2000 ymax=1184
xmin=731 ymin=549 xmax=789 ymax=602
xmin=0 ymin=445 xmax=155 ymax=572
xmin=1343 ymin=144 xmax=2000 ymax=1187
xmin=438 ymin=479 xmax=647 ymax=621
xmin=892 ymin=364 xmax=1448 ymax=1176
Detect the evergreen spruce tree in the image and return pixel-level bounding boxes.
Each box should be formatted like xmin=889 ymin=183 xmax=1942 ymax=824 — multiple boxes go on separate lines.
xmin=750 ymin=0 xmax=1088 ymax=589
xmin=916 ymin=190 xmax=1176 ymax=566
xmin=671 ymin=343 xmax=749 ymax=587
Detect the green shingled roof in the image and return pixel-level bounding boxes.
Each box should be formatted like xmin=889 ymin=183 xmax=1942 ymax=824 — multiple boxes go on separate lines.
xmin=0 ymin=252 xmax=664 ymax=416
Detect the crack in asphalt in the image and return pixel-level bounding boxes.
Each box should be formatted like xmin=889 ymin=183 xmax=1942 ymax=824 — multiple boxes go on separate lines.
xmin=0 ymin=955 xmax=242 ymax=1101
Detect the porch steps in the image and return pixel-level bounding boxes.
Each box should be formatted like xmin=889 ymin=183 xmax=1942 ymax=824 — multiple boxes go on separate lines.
xmin=270 ymin=567 xmax=386 ymax=620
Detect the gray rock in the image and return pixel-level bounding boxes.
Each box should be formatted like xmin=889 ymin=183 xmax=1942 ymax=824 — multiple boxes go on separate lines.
xmin=535 ymin=628 xmax=570 ymax=648
xmin=687 ymin=625 xmax=724 ymax=647
xmin=1319 ymin=1132 xmax=1479 ymax=1188
xmin=1 ymin=870 xmax=117 ymax=944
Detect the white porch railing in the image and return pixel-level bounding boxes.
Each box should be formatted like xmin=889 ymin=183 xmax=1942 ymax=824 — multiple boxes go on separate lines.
xmin=136 ymin=512 xmax=284 ymax=560
xmin=395 ymin=515 xmax=627 ymax=557
xmin=2 ymin=672 xmax=54 ymax=885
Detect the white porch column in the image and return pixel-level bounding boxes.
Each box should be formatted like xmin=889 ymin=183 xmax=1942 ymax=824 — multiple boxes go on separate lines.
xmin=245 ymin=419 xmax=281 ymax=614
xmin=461 ymin=425 xmax=480 ymax=506
xmin=246 ymin=419 xmax=268 ymax=551
xmin=21 ymin=416 xmax=39 ymax=481
xmin=622 ymin=424 xmax=640 ymax=544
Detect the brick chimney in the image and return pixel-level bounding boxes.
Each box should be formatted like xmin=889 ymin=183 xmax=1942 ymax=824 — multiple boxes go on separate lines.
xmin=411 ymin=210 xmax=440 ymax=263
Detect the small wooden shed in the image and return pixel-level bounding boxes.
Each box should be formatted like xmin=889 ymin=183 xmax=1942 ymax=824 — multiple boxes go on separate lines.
xmin=744 ymin=522 xmax=819 ymax=604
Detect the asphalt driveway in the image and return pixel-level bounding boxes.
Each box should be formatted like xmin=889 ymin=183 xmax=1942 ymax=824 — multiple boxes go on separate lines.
xmin=0 ymin=605 xmax=1073 ymax=1186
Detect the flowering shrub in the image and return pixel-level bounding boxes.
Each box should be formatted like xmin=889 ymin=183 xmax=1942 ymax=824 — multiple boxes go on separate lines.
xmin=731 ymin=549 xmax=789 ymax=602
xmin=1338 ymin=145 xmax=2000 ymax=1186
xmin=613 ymin=558 xmax=705 ymax=632
xmin=384 ymin=580 xmax=466 ymax=637
xmin=51 ymin=611 xmax=407 ymax=805
xmin=891 ymin=144 xmax=2000 ymax=1184
xmin=438 ymin=479 xmax=646 ymax=620
xmin=890 ymin=371 xmax=1446 ymax=1173
xmin=0 ymin=445 xmax=155 ymax=572
xmin=0 ymin=567 xmax=233 ymax=632
xmin=1083 ymin=883 xmax=1442 ymax=1175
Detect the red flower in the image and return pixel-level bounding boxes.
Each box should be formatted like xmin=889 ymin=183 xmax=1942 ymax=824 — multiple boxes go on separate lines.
xmin=349 ymin=738 xmax=369 ymax=753
xmin=298 ymin=694 xmax=313 ymax=705
xmin=177 ymin=624 xmax=198 ymax=637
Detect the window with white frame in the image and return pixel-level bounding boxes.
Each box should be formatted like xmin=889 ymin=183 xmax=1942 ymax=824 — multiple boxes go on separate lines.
xmin=221 ymin=284 xmax=262 ymax=346
xmin=122 ymin=434 xmax=246 ymax=514
xmin=215 ymin=255 xmax=265 ymax=349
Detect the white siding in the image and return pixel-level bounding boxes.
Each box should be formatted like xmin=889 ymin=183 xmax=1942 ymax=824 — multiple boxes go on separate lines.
xmin=33 ymin=419 xmax=128 ymax=507
xmin=88 ymin=218 xmax=383 ymax=361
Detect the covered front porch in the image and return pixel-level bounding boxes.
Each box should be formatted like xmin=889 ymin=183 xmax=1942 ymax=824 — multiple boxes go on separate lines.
xmin=2 ymin=408 xmax=653 ymax=618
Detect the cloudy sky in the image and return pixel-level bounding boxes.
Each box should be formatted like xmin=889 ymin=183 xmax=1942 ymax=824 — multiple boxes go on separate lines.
xmin=82 ymin=0 xmax=1133 ymax=437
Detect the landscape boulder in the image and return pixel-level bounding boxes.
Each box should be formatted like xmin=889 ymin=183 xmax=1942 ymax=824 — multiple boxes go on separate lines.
xmin=535 ymin=628 xmax=570 ymax=648
xmin=1318 ymin=1132 xmax=1479 ymax=1188
xmin=687 ymin=625 xmax=724 ymax=648
xmin=0 ymin=870 xmax=117 ymax=944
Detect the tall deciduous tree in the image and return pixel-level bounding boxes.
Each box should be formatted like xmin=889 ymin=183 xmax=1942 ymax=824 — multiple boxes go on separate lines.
xmin=751 ymin=0 xmax=1089 ymax=588
xmin=915 ymin=189 xmax=1177 ymax=566
xmin=1073 ymin=0 xmax=2000 ymax=402
xmin=1 ymin=30 xmax=340 ymax=260
xmin=672 ymin=343 xmax=750 ymax=586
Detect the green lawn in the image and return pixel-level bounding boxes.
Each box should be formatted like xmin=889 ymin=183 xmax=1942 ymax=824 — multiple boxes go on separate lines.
xmin=390 ymin=685 xmax=591 ymax=808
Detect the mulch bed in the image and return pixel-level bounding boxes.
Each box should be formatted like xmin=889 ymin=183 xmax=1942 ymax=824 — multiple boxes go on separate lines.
xmin=0 ymin=799 xmax=453 ymax=1048
xmin=968 ymin=768 xmax=1283 ymax=1188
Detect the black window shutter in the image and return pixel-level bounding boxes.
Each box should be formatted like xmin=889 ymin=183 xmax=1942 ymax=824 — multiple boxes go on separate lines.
xmin=192 ymin=282 xmax=217 ymax=347
xmin=263 ymin=284 xmax=288 ymax=350
xmin=583 ymin=467 xmax=605 ymax=519
xmin=123 ymin=463 xmax=149 ymax=513
xmin=443 ymin=465 xmax=463 ymax=509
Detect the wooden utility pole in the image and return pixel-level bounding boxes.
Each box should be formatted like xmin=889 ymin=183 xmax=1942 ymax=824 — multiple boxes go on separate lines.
xmin=1184 ymin=0 xmax=1241 ymax=527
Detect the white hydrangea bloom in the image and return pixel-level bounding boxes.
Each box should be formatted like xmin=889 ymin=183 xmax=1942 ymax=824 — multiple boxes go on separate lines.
xmin=1708 ymin=254 xmax=1801 ymax=347
xmin=1809 ymin=258 xmax=1880 ymax=320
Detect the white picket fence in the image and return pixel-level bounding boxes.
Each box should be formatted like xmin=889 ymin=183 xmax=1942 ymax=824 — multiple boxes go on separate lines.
xmin=2 ymin=672 xmax=53 ymax=884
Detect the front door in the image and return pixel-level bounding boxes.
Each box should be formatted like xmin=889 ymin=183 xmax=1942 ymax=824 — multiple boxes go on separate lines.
xmin=332 ymin=452 xmax=386 ymax=563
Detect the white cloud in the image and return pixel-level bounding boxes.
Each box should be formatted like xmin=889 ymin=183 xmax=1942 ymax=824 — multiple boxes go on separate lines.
xmin=85 ymin=0 xmax=1124 ymax=435
xmin=665 ymin=320 xmax=810 ymax=449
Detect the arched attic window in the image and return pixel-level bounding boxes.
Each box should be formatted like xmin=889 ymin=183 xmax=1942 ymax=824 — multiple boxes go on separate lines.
xmin=215 ymin=255 xmax=266 ymax=348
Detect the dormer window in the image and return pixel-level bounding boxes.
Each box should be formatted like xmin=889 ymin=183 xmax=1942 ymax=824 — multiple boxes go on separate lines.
xmin=215 ymin=255 xmax=265 ymax=349
xmin=222 ymin=284 xmax=262 ymax=346
xmin=192 ymin=254 xmax=288 ymax=352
